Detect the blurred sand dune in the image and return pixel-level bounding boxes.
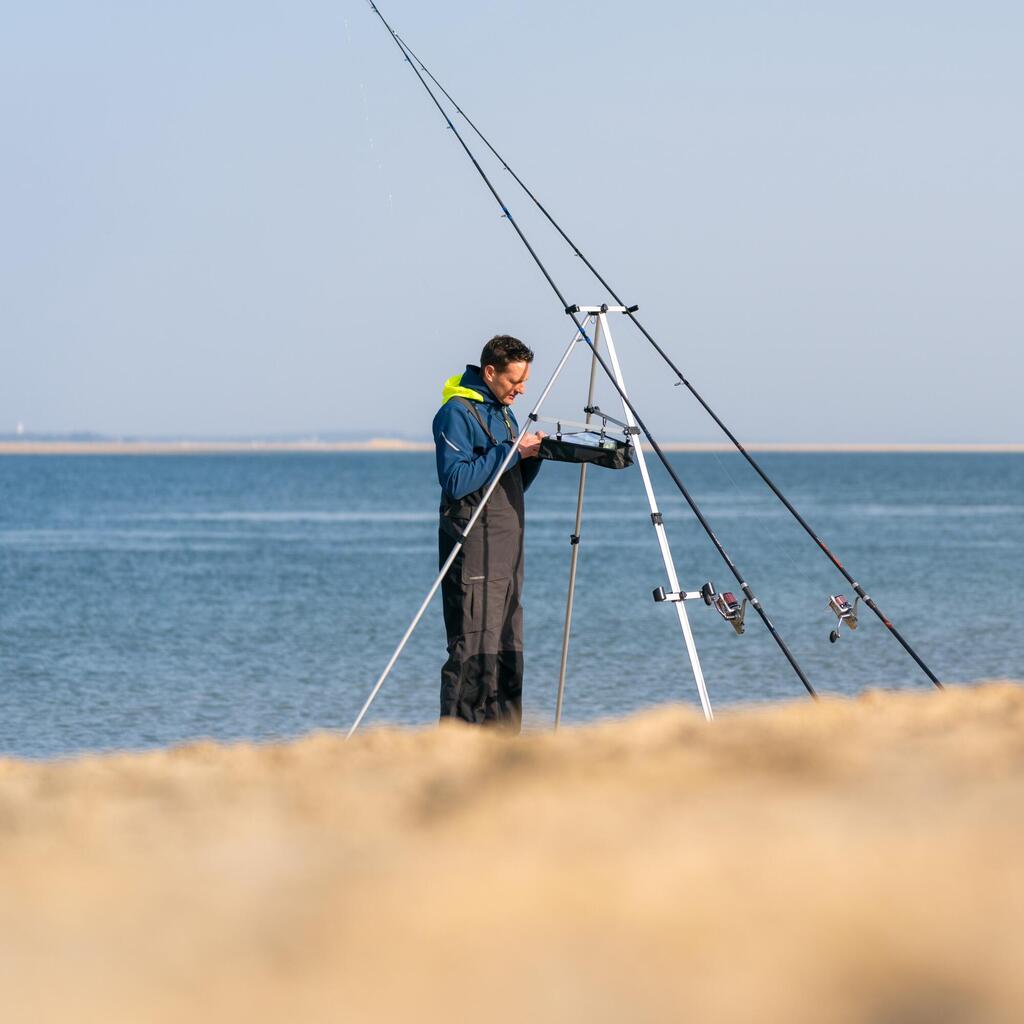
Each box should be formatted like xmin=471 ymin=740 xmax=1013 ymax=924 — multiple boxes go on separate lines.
xmin=2 ymin=682 xmax=1023 ymax=1023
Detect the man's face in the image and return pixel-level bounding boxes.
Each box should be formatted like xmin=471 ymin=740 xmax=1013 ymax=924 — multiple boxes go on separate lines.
xmin=483 ymin=360 xmax=531 ymax=405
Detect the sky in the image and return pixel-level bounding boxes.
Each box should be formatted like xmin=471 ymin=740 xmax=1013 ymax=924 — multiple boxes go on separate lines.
xmin=1 ymin=1 xmax=1021 ymax=442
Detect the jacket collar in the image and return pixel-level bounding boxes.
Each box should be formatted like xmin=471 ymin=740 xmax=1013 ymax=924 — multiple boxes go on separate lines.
xmin=442 ymin=365 xmax=498 ymax=405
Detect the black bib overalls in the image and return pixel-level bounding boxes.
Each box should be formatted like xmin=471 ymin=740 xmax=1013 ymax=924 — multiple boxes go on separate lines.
xmin=438 ymin=400 xmax=525 ymax=729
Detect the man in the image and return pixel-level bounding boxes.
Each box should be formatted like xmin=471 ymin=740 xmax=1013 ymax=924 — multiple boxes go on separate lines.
xmin=432 ymin=335 xmax=546 ymax=730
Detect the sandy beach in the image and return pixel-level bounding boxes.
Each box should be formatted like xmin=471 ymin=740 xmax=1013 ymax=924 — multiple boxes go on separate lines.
xmin=2 ymin=682 xmax=1023 ymax=1023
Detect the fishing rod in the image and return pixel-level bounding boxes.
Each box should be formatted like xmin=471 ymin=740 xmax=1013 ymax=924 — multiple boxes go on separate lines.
xmin=390 ymin=27 xmax=943 ymax=692
xmin=366 ymin=2 xmax=817 ymax=700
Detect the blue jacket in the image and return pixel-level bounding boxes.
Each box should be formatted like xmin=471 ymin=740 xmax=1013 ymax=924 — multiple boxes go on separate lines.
xmin=432 ymin=365 xmax=543 ymax=501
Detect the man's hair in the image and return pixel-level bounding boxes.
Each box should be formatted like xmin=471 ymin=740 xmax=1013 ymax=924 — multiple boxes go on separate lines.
xmin=480 ymin=335 xmax=534 ymax=372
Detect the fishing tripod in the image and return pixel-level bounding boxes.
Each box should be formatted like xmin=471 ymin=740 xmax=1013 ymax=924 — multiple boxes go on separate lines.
xmin=544 ymin=306 xmax=712 ymax=724
xmin=348 ymin=305 xmax=721 ymax=736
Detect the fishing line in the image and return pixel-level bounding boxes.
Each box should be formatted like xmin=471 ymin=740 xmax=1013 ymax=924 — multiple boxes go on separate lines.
xmin=388 ymin=19 xmax=942 ymax=690
xmin=347 ymin=13 xmax=393 ymax=214
xmin=367 ymin=1 xmax=817 ymax=699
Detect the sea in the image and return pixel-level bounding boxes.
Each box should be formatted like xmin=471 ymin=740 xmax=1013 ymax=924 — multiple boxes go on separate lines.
xmin=1 ymin=452 xmax=1021 ymax=758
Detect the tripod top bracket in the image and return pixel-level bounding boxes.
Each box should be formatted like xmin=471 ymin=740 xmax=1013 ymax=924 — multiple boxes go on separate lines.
xmin=565 ymin=304 xmax=639 ymax=315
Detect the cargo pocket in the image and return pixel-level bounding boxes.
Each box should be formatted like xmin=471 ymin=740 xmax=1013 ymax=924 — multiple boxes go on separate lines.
xmin=460 ymin=520 xmax=519 ymax=585
xmin=461 ymin=578 xmax=511 ymax=636
xmin=460 ymin=519 xmax=509 ymax=585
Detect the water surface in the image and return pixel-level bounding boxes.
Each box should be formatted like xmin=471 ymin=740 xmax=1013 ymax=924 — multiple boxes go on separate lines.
xmin=1 ymin=452 xmax=1021 ymax=757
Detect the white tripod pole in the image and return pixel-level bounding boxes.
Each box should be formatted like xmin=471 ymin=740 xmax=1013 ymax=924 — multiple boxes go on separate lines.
xmin=554 ymin=318 xmax=600 ymax=729
xmin=596 ymin=311 xmax=714 ymax=721
xmin=346 ymin=326 xmax=585 ymax=738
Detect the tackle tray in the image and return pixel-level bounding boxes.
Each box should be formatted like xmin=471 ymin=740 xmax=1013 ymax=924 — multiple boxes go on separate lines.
xmin=537 ymin=431 xmax=634 ymax=470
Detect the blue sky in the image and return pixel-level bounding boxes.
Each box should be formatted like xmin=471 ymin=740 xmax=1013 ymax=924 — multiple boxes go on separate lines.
xmin=2 ymin=1 xmax=1020 ymax=441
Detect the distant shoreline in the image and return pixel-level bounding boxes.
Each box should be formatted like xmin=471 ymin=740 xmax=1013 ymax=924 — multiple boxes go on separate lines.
xmin=1 ymin=440 xmax=1021 ymax=455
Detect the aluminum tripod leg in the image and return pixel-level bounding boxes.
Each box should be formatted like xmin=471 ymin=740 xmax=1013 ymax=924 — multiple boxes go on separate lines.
xmin=346 ymin=326 xmax=585 ymax=738
xmin=554 ymin=316 xmax=601 ymax=730
xmin=597 ymin=312 xmax=714 ymax=721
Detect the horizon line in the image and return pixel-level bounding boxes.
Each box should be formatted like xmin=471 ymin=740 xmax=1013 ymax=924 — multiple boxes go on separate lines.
xmin=2 ymin=439 xmax=1022 ymax=456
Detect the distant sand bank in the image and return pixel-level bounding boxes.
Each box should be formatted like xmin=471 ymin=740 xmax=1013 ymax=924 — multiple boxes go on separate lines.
xmin=0 ymin=438 xmax=436 ymax=454
xmin=2 ymin=440 xmax=1022 ymax=455
xmin=2 ymin=682 xmax=1024 ymax=1022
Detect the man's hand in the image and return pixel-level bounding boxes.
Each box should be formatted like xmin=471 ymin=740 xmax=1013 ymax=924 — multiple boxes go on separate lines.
xmin=517 ymin=431 xmax=546 ymax=459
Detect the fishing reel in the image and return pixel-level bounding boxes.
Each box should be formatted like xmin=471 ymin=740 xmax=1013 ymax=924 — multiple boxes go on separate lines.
xmin=652 ymin=580 xmax=746 ymax=635
xmin=705 ymin=582 xmax=747 ymax=635
xmin=827 ymin=594 xmax=860 ymax=643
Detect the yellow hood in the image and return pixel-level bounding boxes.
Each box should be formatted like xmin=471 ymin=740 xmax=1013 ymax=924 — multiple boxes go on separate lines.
xmin=441 ymin=373 xmax=485 ymax=404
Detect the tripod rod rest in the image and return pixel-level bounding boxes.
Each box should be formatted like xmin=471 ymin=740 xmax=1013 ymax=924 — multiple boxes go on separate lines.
xmin=652 ymin=587 xmax=706 ymax=604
